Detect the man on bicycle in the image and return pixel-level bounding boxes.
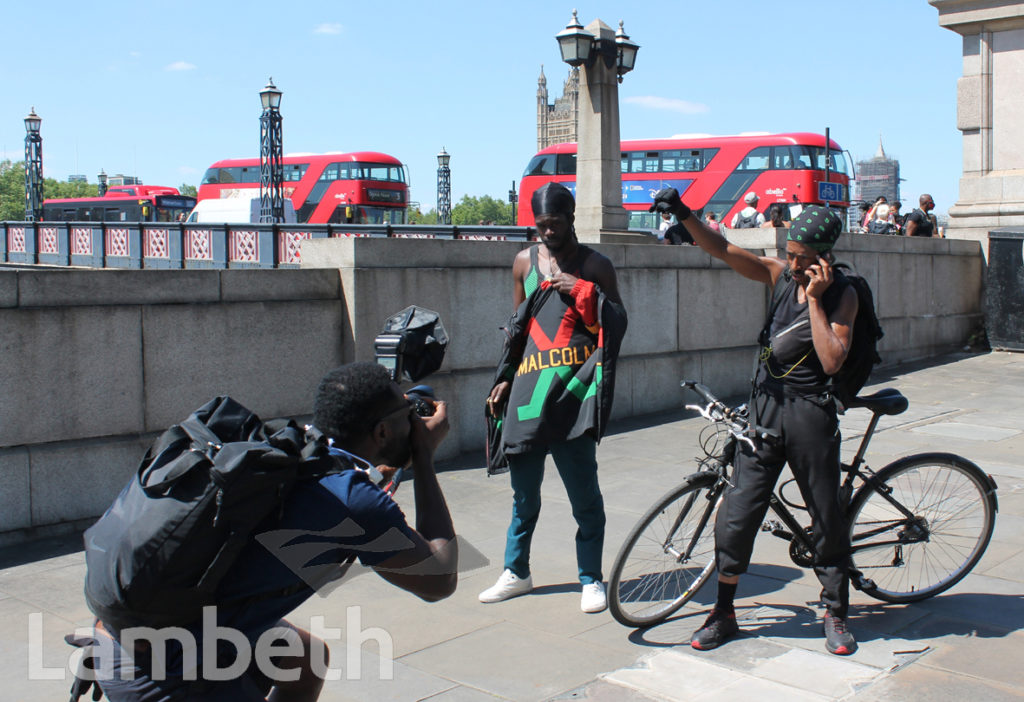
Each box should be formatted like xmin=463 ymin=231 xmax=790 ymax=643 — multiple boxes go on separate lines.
xmin=650 ymin=188 xmax=859 ymax=655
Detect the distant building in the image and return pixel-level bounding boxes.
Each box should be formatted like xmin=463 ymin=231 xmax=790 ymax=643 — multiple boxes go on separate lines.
xmin=855 ymin=137 xmax=901 ymax=205
xmin=537 ymin=65 xmax=579 ymax=151
xmin=108 ymin=174 xmax=142 ymax=186
xmin=68 ymin=174 xmax=87 ymax=183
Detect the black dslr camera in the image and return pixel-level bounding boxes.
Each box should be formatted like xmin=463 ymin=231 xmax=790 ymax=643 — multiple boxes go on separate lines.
xmin=374 ymin=306 xmax=449 ymax=417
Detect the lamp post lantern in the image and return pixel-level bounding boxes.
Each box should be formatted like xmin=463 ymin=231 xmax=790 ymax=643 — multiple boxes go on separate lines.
xmin=555 ymin=12 xmax=639 ymax=238
xmin=97 ymin=169 xmax=107 ymax=197
xmin=437 ymin=148 xmax=451 ymax=225
xmin=24 ymin=107 xmax=43 ymax=222
xmin=259 ymin=78 xmax=284 ymax=223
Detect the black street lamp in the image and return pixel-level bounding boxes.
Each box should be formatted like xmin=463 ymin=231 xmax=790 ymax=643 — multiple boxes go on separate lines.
xmin=97 ymin=169 xmax=107 ymax=196
xmin=24 ymin=107 xmax=43 ymax=221
xmin=437 ymin=148 xmax=451 ymax=225
xmin=259 ymin=78 xmax=284 ymax=223
xmin=508 ymin=180 xmax=518 ymax=225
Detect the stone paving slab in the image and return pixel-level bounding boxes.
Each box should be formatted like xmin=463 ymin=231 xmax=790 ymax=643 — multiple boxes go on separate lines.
xmin=1 ymin=351 xmax=1023 ymax=701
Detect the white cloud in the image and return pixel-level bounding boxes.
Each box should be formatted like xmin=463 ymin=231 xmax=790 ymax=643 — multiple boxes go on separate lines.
xmin=625 ymin=96 xmax=709 ymax=115
xmin=165 ymin=61 xmax=197 ymax=71
xmin=313 ymin=23 xmax=342 ymax=35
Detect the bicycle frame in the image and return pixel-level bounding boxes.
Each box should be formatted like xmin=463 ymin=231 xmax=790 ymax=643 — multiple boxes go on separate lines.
xmin=687 ymin=384 xmax=927 ymax=563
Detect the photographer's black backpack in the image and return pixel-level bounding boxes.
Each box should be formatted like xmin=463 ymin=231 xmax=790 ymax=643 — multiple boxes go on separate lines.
xmin=83 ymin=396 xmax=346 ymax=631
xmin=762 ymin=263 xmax=883 ymax=411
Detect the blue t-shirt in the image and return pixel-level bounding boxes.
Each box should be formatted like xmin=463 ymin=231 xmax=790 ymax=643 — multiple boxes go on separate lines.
xmin=215 ymin=468 xmax=416 ymax=639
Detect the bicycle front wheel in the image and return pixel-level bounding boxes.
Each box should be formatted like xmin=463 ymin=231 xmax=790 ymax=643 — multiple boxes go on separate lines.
xmin=849 ymin=453 xmax=997 ymax=604
xmin=608 ymin=472 xmax=721 ymax=628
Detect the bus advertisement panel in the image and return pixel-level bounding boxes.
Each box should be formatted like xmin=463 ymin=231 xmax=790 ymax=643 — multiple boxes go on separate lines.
xmin=517 ymin=132 xmax=851 ymax=229
xmin=197 ymin=152 xmax=409 ymax=225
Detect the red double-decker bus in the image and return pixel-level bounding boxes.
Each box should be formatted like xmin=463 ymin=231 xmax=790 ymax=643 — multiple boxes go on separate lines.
xmin=517 ymin=132 xmax=851 ymax=228
xmin=42 ymin=185 xmax=196 ymax=222
xmin=197 ymin=151 xmax=409 ymax=224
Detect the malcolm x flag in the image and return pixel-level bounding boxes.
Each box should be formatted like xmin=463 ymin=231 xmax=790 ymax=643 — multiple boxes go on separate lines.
xmin=490 ymin=278 xmax=626 ymax=467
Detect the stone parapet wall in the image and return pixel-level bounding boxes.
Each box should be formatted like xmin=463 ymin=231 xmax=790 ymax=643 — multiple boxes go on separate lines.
xmin=0 ymin=233 xmax=983 ymax=543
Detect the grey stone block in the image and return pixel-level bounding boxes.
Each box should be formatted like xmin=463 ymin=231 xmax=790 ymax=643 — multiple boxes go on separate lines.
xmin=622 ymin=242 xmax=713 ymax=269
xmin=627 ymin=353 xmax=701 ymax=416
xmin=0 ymin=306 xmax=144 ymax=447
xmin=699 ymin=347 xmax=756 ymax=400
xmin=142 ymin=299 xmax=343 ymax=430
xmin=618 ymin=268 xmax=677 ymax=356
xmin=29 ymin=435 xmax=150 ymax=526
xmin=303 ymin=237 xmax=526 ymax=270
xmin=220 ymin=268 xmax=341 ymax=302
xmin=931 ymin=254 xmax=982 ymax=316
xmin=0 ymin=271 xmax=16 ymax=308
xmin=16 ymin=269 xmax=220 ymax=307
xmin=0 ymin=447 xmax=30 ymax=530
xmin=877 ymin=252 xmax=934 ymax=319
xmin=679 ymin=269 xmax=764 ymax=350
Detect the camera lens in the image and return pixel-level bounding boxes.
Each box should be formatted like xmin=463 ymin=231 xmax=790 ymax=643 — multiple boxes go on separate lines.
xmin=408 ymin=393 xmax=435 ymax=417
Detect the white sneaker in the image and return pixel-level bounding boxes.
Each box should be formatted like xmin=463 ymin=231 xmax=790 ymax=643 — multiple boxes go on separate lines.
xmin=478 ymin=569 xmax=534 ymax=603
xmin=581 ymin=582 xmax=607 ymax=613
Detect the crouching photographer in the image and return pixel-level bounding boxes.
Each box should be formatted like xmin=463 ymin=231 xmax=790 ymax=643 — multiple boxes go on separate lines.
xmin=81 ymin=361 xmax=458 ymax=702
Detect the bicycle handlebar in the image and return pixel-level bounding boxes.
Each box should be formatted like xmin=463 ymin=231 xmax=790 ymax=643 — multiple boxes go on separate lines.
xmin=680 ymin=380 xmax=780 ymax=450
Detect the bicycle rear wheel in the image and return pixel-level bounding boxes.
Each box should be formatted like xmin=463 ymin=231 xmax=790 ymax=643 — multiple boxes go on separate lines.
xmin=848 ymin=453 xmax=997 ymax=604
xmin=608 ymin=472 xmax=721 ymax=628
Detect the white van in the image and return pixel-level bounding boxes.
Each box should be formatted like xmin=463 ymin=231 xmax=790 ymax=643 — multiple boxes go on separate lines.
xmin=185 ymin=196 xmax=297 ymax=224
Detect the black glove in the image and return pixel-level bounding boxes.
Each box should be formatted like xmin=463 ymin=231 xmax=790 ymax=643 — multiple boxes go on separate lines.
xmin=648 ymin=187 xmax=692 ymax=221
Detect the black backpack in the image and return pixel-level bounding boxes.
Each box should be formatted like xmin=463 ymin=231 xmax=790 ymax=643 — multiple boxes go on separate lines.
xmin=866 ymin=218 xmax=889 ymax=235
xmin=761 ymin=263 xmax=883 ymax=411
xmin=83 ymin=396 xmax=347 ymax=631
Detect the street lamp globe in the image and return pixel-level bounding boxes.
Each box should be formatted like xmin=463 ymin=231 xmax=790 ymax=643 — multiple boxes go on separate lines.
xmin=556 ymin=9 xmax=594 ymax=68
xmin=437 ymin=148 xmax=450 ymax=168
xmin=25 ymin=108 xmax=42 ymax=134
xmin=614 ymin=21 xmax=639 ymax=81
xmin=260 ymin=78 xmax=282 ymax=110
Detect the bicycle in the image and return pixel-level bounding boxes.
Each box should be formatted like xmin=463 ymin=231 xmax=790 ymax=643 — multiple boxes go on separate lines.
xmin=607 ymin=380 xmax=999 ymax=629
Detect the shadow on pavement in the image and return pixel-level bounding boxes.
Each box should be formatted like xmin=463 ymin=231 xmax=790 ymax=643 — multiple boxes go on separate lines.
xmin=0 ymin=531 xmax=83 ymax=569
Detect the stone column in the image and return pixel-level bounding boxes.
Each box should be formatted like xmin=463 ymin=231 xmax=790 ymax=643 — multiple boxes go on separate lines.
xmin=575 ymin=19 xmax=629 ymax=241
xmin=931 ymin=0 xmax=1024 ymax=245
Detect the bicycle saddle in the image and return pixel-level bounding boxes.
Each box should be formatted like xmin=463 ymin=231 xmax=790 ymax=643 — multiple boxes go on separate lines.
xmin=843 ymin=388 xmax=908 ymax=416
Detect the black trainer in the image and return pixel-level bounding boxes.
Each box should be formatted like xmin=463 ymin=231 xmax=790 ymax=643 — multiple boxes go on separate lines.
xmin=824 ymin=611 xmax=857 ymax=655
xmin=690 ymin=608 xmax=739 ymax=650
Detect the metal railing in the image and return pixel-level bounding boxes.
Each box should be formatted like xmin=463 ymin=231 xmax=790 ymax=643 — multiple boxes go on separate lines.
xmin=0 ymin=221 xmax=534 ymax=269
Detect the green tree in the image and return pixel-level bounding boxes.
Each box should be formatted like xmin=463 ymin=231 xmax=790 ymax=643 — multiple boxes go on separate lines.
xmin=451 ymin=194 xmax=514 ymax=226
xmin=179 ymin=183 xmax=198 ymax=197
xmin=408 ymin=206 xmax=438 ymax=225
xmin=0 ymin=160 xmax=26 ymax=221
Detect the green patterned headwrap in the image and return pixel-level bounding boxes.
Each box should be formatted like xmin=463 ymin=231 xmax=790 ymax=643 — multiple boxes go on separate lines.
xmin=787 ymin=205 xmax=842 ymax=252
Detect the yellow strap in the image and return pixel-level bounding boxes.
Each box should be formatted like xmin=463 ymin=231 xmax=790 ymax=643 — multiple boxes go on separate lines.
xmin=762 ymin=345 xmax=812 ymax=379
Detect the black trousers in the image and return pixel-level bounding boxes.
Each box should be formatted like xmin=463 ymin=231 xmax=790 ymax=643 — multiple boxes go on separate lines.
xmin=714 ymin=384 xmax=851 ymax=617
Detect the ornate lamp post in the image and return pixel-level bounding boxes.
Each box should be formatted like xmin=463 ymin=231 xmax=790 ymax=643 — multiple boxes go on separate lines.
xmin=437 ymin=148 xmax=451 ymax=225
xmin=24 ymin=108 xmax=43 ymax=222
xmin=97 ymin=169 xmax=108 ymax=197
xmin=259 ymin=78 xmax=284 ymax=223
xmin=555 ymin=11 xmax=639 ymax=238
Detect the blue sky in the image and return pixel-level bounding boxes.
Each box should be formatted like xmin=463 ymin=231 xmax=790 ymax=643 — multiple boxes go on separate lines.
xmin=2 ymin=1 xmax=962 ymax=215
